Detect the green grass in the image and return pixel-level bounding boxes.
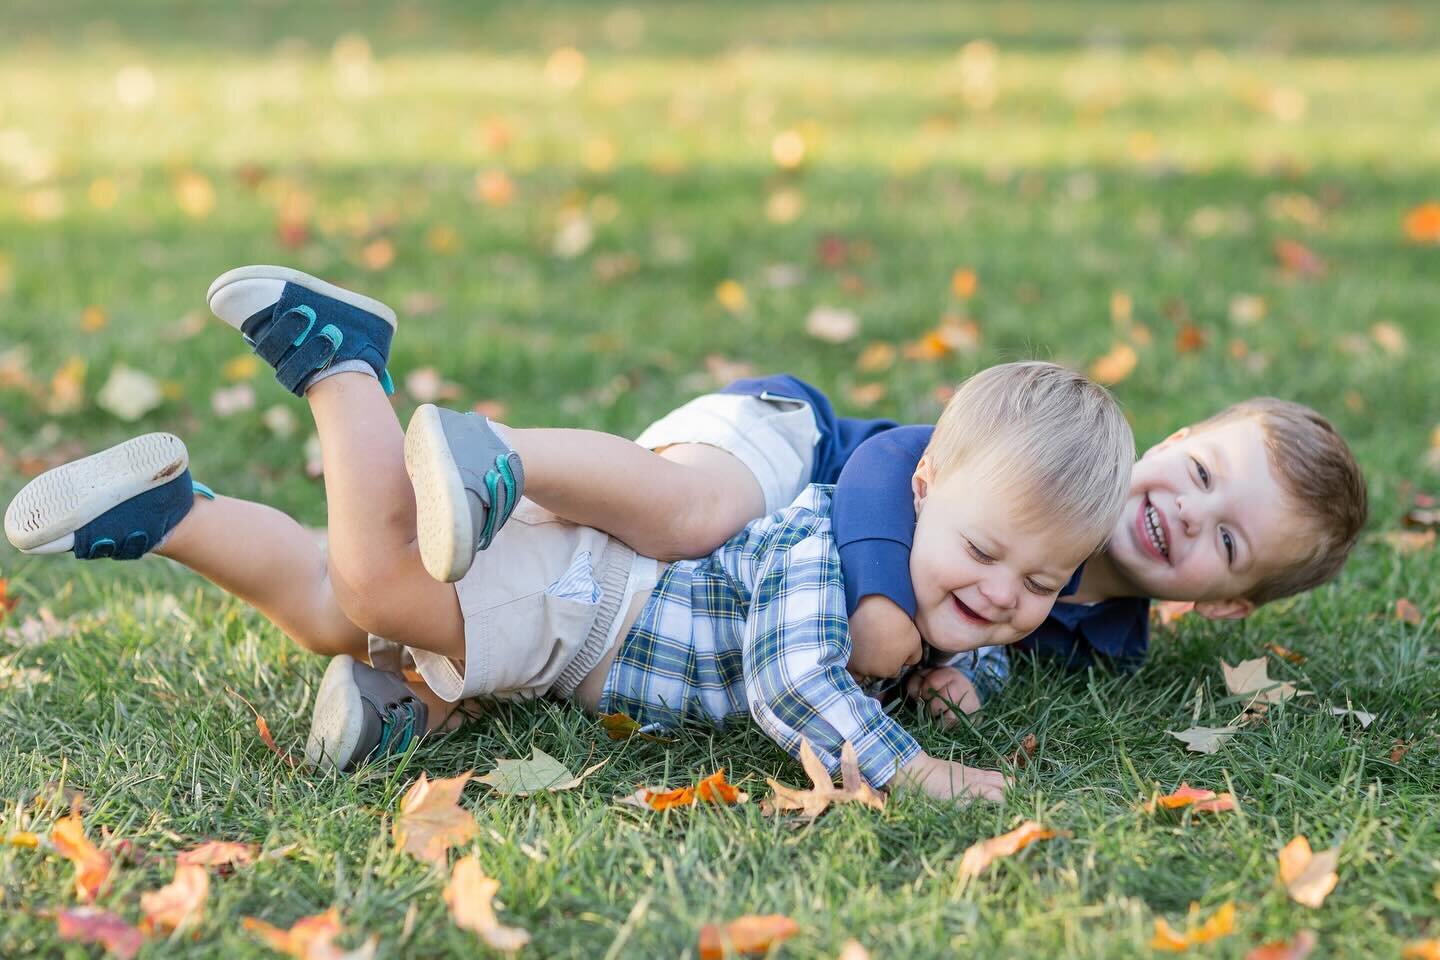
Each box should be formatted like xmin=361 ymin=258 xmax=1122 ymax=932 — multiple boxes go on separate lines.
xmin=2 ymin=2 xmax=1439 ymax=956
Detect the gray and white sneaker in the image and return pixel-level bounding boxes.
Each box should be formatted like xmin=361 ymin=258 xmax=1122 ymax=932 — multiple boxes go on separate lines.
xmin=306 ymin=655 xmax=429 ymax=772
xmin=404 ymin=403 xmax=524 ymax=583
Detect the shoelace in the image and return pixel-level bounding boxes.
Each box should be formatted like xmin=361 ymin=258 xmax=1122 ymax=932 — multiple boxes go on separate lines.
xmin=374 ymin=698 xmax=422 ymax=757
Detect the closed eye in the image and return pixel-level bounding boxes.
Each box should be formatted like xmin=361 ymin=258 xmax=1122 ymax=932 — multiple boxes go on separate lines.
xmin=1025 ymin=578 xmax=1058 ymax=596
xmin=966 ymin=540 xmax=995 ymax=564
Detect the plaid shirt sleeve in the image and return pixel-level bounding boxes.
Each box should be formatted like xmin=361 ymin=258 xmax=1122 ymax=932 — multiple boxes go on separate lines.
xmin=736 ymin=515 xmax=922 ymax=788
xmin=933 ymin=645 xmax=1012 ymax=706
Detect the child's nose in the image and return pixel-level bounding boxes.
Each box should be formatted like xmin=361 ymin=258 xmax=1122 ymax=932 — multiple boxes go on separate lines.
xmin=979 ymin=576 xmax=1018 ymax=610
xmin=1174 ymin=496 xmax=1202 ymax=537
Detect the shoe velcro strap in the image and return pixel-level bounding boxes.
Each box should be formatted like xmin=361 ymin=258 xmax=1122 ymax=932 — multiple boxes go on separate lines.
xmin=252 ymin=305 xmax=317 ymax=365
xmin=274 ymin=328 xmax=342 ymax=395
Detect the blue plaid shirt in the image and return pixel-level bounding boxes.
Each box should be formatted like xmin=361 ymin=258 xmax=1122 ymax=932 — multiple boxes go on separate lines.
xmin=599 ymin=485 xmax=924 ymax=787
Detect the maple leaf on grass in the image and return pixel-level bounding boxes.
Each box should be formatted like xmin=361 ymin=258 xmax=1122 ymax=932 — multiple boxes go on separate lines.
xmin=140 ymin=862 xmax=208 ymax=934
xmin=1150 ymin=901 xmax=1236 ymax=951
xmin=1143 ymin=783 xmax=1236 ymax=814
xmin=698 ymin=914 xmax=800 ymax=960
xmin=618 ymin=770 xmax=749 ymax=811
xmin=759 ymin=739 xmax=884 ymax=820
xmin=56 ymin=907 xmax=144 ymax=960
xmin=477 ymin=748 xmax=606 ymax=796
xmin=50 ymin=801 xmax=112 ymax=901
xmin=1167 ymin=726 xmax=1239 ymax=754
xmin=176 ymin=839 xmax=258 ymax=871
xmin=392 ymin=771 xmax=477 ymax=867
xmin=1222 ymin=657 xmax=1309 ymax=709
xmin=244 ymin=908 xmax=378 ymax=960
xmin=957 ymin=821 xmax=1061 ymax=881
xmin=598 ymin=711 xmax=672 ymax=742
xmin=444 ymin=854 xmax=532 ymax=952
xmin=1277 ymin=836 xmax=1340 ymax=908
xmin=1246 ymin=929 xmax=1318 ymax=960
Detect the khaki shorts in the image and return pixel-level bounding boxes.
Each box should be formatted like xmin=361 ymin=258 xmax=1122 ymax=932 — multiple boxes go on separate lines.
xmin=368 ymin=500 xmax=656 ymax=703
xmin=635 ymin=391 xmax=821 ymax=515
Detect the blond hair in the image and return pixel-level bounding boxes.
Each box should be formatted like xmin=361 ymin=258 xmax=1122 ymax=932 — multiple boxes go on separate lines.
xmin=1192 ymin=398 xmax=1367 ymax=605
xmin=924 ymin=361 xmax=1134 ymax=555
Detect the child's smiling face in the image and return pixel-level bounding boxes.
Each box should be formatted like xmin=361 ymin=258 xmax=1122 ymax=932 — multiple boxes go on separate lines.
xmin=907 ymin=458 xmax=1096 ymax=656
xmin=1108 ymin=416 xmax=1308 ymax=613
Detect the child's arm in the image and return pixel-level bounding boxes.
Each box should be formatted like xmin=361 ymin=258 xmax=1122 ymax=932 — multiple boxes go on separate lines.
xmin=846 ymin=594 xmax=924 ymax=680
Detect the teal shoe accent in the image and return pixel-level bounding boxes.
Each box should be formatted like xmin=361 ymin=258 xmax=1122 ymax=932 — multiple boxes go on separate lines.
xmin=289 ymin=304 xmax=318 ymax=346
xmin=192 ymin=480 xmax=216 ymax=501
xmin=378 ymin=368 xmax=395 ymax=396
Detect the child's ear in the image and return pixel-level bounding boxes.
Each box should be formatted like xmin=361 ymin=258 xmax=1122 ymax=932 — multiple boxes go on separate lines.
xmin=1192 ymin=597 xmax=1255 ymax=621
xmin=912 ymin=457 xmax=934 ymax=514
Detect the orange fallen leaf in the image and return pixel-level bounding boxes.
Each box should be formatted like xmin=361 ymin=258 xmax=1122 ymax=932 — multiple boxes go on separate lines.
xmin=1246 ymin=929 xmax=1318 ymax=960
xmin=1088 ymin=343 xmax=1138 ymax=385
xmin=1404 ymin=202 xmax=1440 ymax=244
xmin=0 ymin=578 xmax=20 ymax=620
xmin=618 ymin=769 xmax=749 ymax=811
xmin=1396 ymin=598 xmax=1423 ymax=625
xmin=1403 ymin=940 xmax=1440 ymax=960
xmin=227 ymin=686 xmax=300 ymax=767
xmin=957 ymin=820 xmax=1058 ymax=880
xmin=1391 ymin=739 xmax=1413 ymax=763
xmin=444 ymin=854 xmax=531 ymax=951
xmin=760 ymin=740 xmax=885 ymax=819
xmin=176 ymin=840 xmax=258 ymax=871
xmin=1005 ymin=734 xmax=1038 ymax=768
xmin=855 ymin=342 xmax=897 ymax=373
xmin=1152 ymin=600 xmax=1195 ymax=628
xmin=951 ymin=267 xmax=978 ymax=299
xmin=50 ymin=801 xmax=112 ymax=901
xmin=1264 ymin=643 xmax=1307 ymax=665
xmin=1151 ymin=902 xmax=1236 ymax=951
xmin=1273 ymin=238 xmax=1325 ymax=277
xmin=56 ymin=907 xmax=143 ymax=960
xmin=393 ymin=771 xmax=477 ymax=867
xmin=243 ymin=907 xmax=376 ymax=959
xmin=140 ymin=863 xmax=208 ymax=934
xmin=1175 ymin=324 xmax=1207 ymax=353
xmin=1144 ymin=782 xmax=1236 ymax=814
xmin=1277 ymin=835 xmax=1340 ymax=908
xmin=698 ymin=914 xmax=800 ymax=960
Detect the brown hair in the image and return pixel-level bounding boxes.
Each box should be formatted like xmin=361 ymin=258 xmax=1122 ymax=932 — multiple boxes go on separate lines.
xmin=1194 ymin=398 xmax=1367 ymax=605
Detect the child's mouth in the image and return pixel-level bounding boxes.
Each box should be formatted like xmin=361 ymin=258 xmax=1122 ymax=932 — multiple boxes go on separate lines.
xmin=952 ymin=594 xmax=993 ymax=625
xmin=1137 ymin=495 xmax=1171 ymax=563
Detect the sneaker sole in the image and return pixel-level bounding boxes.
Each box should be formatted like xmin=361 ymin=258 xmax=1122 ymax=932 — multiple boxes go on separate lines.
xmin=4 ymin=433 xmax=189 ymax=552
xmin=404 ymin=404 xmax=474 ymax=583
xmin=305 ymin=654 xmax=366 ymax=772
xmin=206 ymin=264 xmax=397 ymax=330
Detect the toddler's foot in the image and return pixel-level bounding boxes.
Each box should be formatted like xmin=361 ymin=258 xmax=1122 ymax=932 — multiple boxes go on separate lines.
xmin=404 ymin=404 xmax=524 ymax=583
xmin=4 ymin=433 xmax=210 ymax=559
xmin=207 ymin=265 xmax=397 ymax=397
xmin=306 ymin=655 xmax=430 ymax=772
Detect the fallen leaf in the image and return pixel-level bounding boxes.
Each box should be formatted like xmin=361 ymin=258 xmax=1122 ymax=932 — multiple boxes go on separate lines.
xmin=227 ymin=686 xmax=299 ymax=767
xmin=1152 ymin=902 xmax=1236 ymax=951
xmin=1222 ymin=657 xmax=1308 ymax=707
xmin=360 ymin=238 xmax=394 ymax=271
xmin=1144 ymin=783 xmax=1236 ymax=814
xmin=951 ymin=267 xmax=978 ymax=299
xmin=1404 ymin=202 xmax=1440 ymax=243
xmin=47 ymin=356 xmax=87 ymax=415
xmin=1391 ymin=739 xmax=1413 ymax=763
xmin=1372 ymin=321 xmax=1406 ymax=355
xmin=1089 ymin=343 xmax=1138 ymax=385
xmin=1168 ymin=726 xmax=1239 ymax=754
xmin=1396 ymin=598 xmax=1423 ymax=625
xmin=552 ymin=209 xmax=593 ymax=258
xmin=1404 ymin=507 xmax=1440 ymax=530
xmin=855 ymin=342 xmax=896 ymax=373
xmin=211 ymin=383 xmax=256 ymax=417
xmin=477 ymin=749 xmax=606 ymax=796
xmin=0 ymin=578 xmax=18 ymax=621
xmin=393 ymin=771 xmax=477 ymax=866
xmin=96 ymin=365 xmax=163 ymax=422
xmin=404 ymin=367 xmax=461 ymax=404
xmin=699 ymin=914 xmax=800 ymax=960
xmin=598 ymin=712 xmax=672 ymax=742
xmin=715 ymin=279 xmax=748 ymax=313
xmin=1278 ymin=836 xmax=1340 ymax=908
xmin=174 ymin=171 xmax=216 ymax=219
xmin=847 ymin=383 xmax=887 ymax=409
xmin=444 ymin=854 xmax=531 ymax=952
xmin=695 ymin=770 xmax=748 ymax=805
xmin=1376 ymin=530 xmax=1436 ymax=554
xmin=805 ymin=305 xmax=860 ymax=344
xmin=176 ymin=840 xmax=257 ymax=871
xmin=957 ymin=821 xmax=1059 ymax=879
xmin=618 ymin=770 xmax=749 ymax=810
xmin=50 ymin=801 xmax=112 ymax=901
xmin=56 ymin=907 xmax=143 ymax=959
xmin=1264 ymin=643 xmax=1307 ymax=665
xmin=1175 ymin=324 xmax=1207 ymax=353
xmin=1404 ymin=940 xmax=1440 ymax=960
xmin=836 ymin=940 xmax=871 ymax=960
xmin=1229 ymin=294 xmax=1267 ymax=325
xmin=5 ymin=830 xmax=43 ymax=847
xmin=1329 ymin=707 xmax=1376 ymax=728
xmin=477 ymin=169 xmax=515 ymax=207
xmin=243 ymin=908 xmax=377 ymax=959
xmin=223 ymin=354 xmax=260 ymax=381
xmin=1245 ymin=929 xmax=1318 ymax=960
xmin=140 ymin=862 xmax=208 ymax=934
xmin=760 ymin=740 xmax=885 ymax=819
xmin=1152 ymin=600 xmax=1195 ymax=628
xmin=771 ymin=129 xmax=806 ymax=169
xmin=1005 ymin=734 xmax=1038 ymax=768
xmin=1273 ymin=238 xmax=1325 ymax=277
xmin=80 ymin=305 xmax=108 ymax=332
xmin=765 ymin=188 xmax=804 ymax=224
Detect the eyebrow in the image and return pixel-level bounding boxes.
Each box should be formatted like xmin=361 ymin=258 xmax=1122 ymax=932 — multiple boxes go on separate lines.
xmin=1209 ymin=442 xmax=1251 ymax=571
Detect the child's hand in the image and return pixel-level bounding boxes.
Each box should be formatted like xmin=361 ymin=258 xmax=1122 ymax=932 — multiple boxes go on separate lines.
xmin=896 ymin=752 xmax=1007 ymax=804
xmin=905 ymin=666 xmax=981 ymax=727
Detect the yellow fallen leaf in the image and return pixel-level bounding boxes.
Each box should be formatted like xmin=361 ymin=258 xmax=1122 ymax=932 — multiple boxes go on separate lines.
xmin=957 ymin=821 xmax=1058 ymax=879
xmin=243 ymin=907 xmax=376 ymax=959
xmin=444 ymin=854 xmax=531 ymax=952
xmin=715 ymin=279 xmax=748 ymax=313
xmin=1277 ymin=835 xmax=1340 ymax=908
xmin=392 ymin=771 xmax=477 ymax=867
xmin=771 ymin=129 xmax=806 ymax=168
xmin=1151 ymin=901 xmax=1236 ymax=951
xmin=1089 ymin=343 xmax=1137 ymax=385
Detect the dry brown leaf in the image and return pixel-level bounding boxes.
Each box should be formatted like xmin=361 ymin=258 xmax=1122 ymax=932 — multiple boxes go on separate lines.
xmin=1222 ymin=658 xmax=1308 ymax=706
xmin=855 ymin=342 xmax=896 ymax=373
xmin=50 ymin=801 xmax=112 ymax=901
xmin=1375 ymin=530 xmax=1435 ymax=554
xmin=176 ymin=840 xmax=258 ymax=871
xmin=227 ymin=686 xmax=300 ymax=767
xmin=444 ymin=854 xmax=531 ymax=952
xmin=1391 ymin=739 xmax=1413 ymax=763
xmin=140 ymin=863 xmax=208 ymax=934
xmin=1329 ymin=707 xmax=1376 ymax=728
xmin=1278 ymin=836 xmax=1340 ymax=908
xmin=698 ymin=914 xmax=800 ymax=960
xmin=957 ymin=821 xmax=1058 ymax=879
xmin=805 ymin=305 xmax=860 ymax=344
xmin=96 ymin=365 xmax=163 ymax=422
xmin=1005 ymin=734 xmax=1038 ymax=768
xmin=243 ymin=908 xmax=377 ymax=959
xmin=1089 ymin=343 xmax=1138 ymax=385
xmin=1273 ymin=238 xmax=1325 ymax=277
xmin=836 ymin=940 xmax=871 ymax=960
xmin=760 ymin=740 xmax=885 ymax=819
xmin=56 ymin=907 xmax=143 ymax=959
xmin=1265 ymin=643 xmax=1307 ymax=665
xmin=1396 ymin=598 xmax=1423 ymax=625
xmin=392 ymin=771 xmax=477 ymax=867
xmin=1144 ymin=783 xmax=1236 ymax=814
xmin=1151 ymin=902 xmax=1236 ymax=951
xmin=1245 ymin=929 xmax=1318 ymax=960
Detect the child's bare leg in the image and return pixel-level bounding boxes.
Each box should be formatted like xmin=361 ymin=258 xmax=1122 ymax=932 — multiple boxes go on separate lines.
xmin=503 ymin=428 xmax=764 ymax=560
xmin=155 ymin=494 xmax=367 ymax=659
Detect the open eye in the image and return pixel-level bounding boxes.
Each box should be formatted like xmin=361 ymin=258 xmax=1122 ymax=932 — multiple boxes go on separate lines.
xmin=1191 ymin=456 xmax=1211 ymax=489
xmin=966 ymin=541 xmax=995 ymax=564
xmin=1220 ymin=528 xmax=1235 ymax=565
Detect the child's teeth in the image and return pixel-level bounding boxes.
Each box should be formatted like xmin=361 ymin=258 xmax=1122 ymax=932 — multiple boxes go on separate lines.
xmin=1145 ymin=503 xmax=1168 ymax=558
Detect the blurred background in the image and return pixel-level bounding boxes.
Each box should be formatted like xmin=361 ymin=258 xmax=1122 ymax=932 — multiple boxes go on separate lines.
xmin=2 ymin=0 xmax=1438 ymax=565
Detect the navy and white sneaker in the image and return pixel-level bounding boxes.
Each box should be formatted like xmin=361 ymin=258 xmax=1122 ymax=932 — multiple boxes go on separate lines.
xmin=4 ymin=433 xmax=212 ymax=560
xmin=207 ymin=265 xmax=397 ymax=397
xmin=306 ymin=655 xmax=429 ymax=772
xmin=404 ymin=404 xmax=525 ymax=583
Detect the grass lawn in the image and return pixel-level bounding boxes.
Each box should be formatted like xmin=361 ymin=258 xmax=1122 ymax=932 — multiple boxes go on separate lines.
xmin=2 ymin=2 xmax=1439 ymax=956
